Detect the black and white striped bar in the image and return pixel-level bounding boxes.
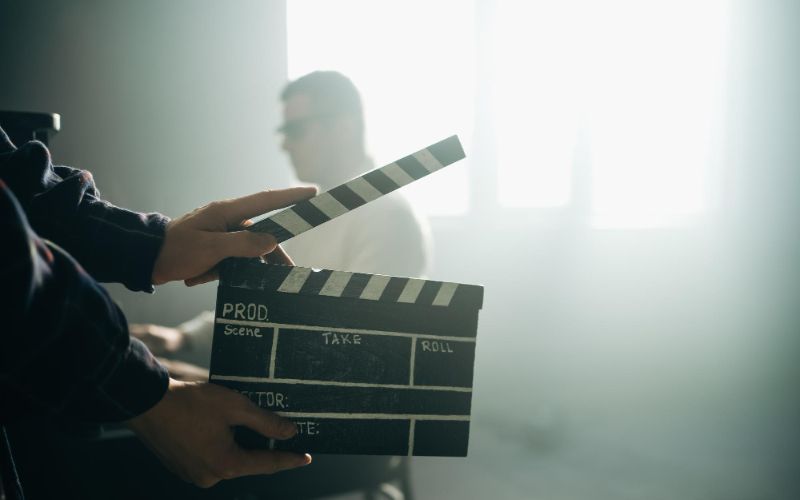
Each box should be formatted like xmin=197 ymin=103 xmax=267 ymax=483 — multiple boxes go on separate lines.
xmin=249 ymin=135 xmax=465 ymax=242
xmin=210 ymin=260 xmax=483 ymax=456
xmin=221 ymin=258 xmax=483 ymax=311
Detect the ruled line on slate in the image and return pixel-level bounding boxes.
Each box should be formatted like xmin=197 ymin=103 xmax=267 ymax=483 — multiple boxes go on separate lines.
xmin=409 ymin=337 xmax=417 ymax=387
xmin=273 ymin=411 xmax=471 ymax=421
xmin=215 ymin=319 xmax=476 ymax=343
xmin=408 ymin=419 xmax=416 ymax=457
xmin=268 ymin=327 xmax=280 ymax=379
xmin=210 ymin=375 xmax=473 ymax=393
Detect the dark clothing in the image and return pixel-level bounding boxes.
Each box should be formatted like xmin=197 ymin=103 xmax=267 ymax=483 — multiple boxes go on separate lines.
xmin=0 ymin=126 xmax=170 ymax=498
xmin=0 ymin=133 xmax=166 ymax=293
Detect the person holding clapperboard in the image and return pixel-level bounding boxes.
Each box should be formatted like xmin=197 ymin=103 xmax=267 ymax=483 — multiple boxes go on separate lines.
xmin=0 ymin=124 xmax=316 ymax=498
xmin=131 ymin=71 xmax=431 ymax=499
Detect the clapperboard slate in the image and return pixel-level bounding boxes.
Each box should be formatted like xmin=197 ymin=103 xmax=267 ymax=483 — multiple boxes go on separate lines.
xmin=209 ymin=136 xmax=485 ymax=456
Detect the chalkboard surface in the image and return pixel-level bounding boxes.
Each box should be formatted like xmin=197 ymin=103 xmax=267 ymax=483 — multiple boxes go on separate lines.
xmin=209 ymin=259 xmax=483 ymax=456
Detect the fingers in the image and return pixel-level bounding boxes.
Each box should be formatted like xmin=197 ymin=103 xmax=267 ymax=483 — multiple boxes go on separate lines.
xmin=212 ymin=230 xmax=278 ymax=259
xmin=156 ymin=358 xmax=209 ymax=382
xmin=231 ymin=398 xmax=297 ymax=440
xmin=185 ymin=269 xmax=218 ymax=287
xmin=231 ymin=449 xmax=311 ymax=477
xmin=183 ymin=234 xmax=289 ymax=287
xmin=265 ymin=244 xmax=294 ymax=265
xmin=220 ymin=187 xmax=317 ymax=226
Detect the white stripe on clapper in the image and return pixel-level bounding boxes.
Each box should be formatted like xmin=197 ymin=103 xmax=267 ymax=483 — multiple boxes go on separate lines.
xmin=278 ymin=267 xmax=312 ymax=293
xmin=397 ymin=278 xmax=425 ymax=303
xmin=432 ymin=282 xmax=458 ymax=306
xmin=382 ymin=162 xmax=416 ymax=187
xmin=346 ymin=177 xmax=384 ymax=203
xmin=319 ymin=271 xmax=352 ymax=297
xmin=309 ymin=191 xmax=349 ymax=219
xmin=269 ymin=208 xmax=314 ymax=236
xmin=359 ymin=274 xmax=391 ymax=300
xmin=413 ymin=149 xmax=445 ymax=173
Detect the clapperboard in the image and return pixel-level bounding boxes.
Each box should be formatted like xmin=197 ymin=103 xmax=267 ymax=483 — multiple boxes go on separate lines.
xmin=209 ymin=136 xmax=484 ymax=456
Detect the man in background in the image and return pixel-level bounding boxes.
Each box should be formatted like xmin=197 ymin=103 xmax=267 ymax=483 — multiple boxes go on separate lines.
xmin=132 ymin=71 xmax=432 ymax=499
xmin=134 ymin=71 xmax=432 ymax=366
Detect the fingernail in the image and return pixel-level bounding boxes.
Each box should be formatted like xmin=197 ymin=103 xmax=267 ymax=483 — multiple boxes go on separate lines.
xmin=300 ymin=453 xmax=312 ymax=466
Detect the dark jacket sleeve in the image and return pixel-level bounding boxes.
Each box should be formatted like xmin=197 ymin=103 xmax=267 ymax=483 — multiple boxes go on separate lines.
xmin=0 ymin=180 xmax=169 ymax=424
xmin=0 ymin=133 xmax=168 ymax=292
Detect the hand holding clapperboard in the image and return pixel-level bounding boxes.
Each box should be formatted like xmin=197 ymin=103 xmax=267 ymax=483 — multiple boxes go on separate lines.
xmin=210 ymin=136 xmax=484 ymax=456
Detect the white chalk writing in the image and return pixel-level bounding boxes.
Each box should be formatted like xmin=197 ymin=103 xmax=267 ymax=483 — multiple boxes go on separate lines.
xmin=421 ymin=340 xmax=455 ymax=353
xmin=240 ymin=390 xmax=288 ymax=409
xmin=224 ymin=324 xmax=263 ymax=338
xmin=222 ymin=302 xmax=269 ymax=321
xmin=321 ymin=332 xmax=362 ymax=345
xmin=295 ymin=421 xmax=319 ymax=436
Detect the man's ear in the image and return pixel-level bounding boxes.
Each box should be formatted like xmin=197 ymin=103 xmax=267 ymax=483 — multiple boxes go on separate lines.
xmin=331 ymin=115 xmax=356 ymax=144
xmin=335 ymin=114 xmax=362 ymax=144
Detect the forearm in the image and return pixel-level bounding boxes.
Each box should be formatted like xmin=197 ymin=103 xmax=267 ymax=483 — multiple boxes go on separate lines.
xmin=0 ymin=183 xmax=168 ymax=424
xmin=0 ymin=139 xmax=168 ymax=292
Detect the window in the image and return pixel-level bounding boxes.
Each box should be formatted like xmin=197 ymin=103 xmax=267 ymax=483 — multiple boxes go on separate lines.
xmin=288 ymin=0 xmax=729 ymax=226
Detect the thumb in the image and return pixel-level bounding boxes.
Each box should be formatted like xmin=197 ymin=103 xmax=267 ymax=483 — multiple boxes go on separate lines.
xmin=231 ymin=399 xmax=297 ymax=441
xmin=210 ymin=230 xmax=278 ymax=260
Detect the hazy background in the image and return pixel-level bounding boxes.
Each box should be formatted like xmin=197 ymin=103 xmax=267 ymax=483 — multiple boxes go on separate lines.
xmin=1 ymin=0 xmax=798 ymax=498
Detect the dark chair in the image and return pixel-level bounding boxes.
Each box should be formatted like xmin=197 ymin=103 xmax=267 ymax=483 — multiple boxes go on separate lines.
xmin=0 ymin=110 xmax=60 ymax=146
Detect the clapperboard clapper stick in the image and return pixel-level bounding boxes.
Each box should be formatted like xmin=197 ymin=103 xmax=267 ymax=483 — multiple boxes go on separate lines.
xmin=247 ymin=135 xmax=465 ymax=242
xmin=210 ymin=135 xmax=483 ymax=457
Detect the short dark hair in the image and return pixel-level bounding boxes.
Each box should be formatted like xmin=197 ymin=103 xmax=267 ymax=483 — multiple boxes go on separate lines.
xmin=281 ymin=71 xmax=364 ymax=135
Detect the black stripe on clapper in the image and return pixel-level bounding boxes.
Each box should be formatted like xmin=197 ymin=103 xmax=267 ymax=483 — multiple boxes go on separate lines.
xmin=328 ymin=184 xmax=367 ymax=210
xmin=395 ymin=155 xmax=429 ymax=180
xmin=379 ymin=277 xmax=408 ymax=303
xmin=447 ymin=284 xmax=483 ymax=309
xmin=363 ymin=169 xmax=399 ymax=194
xmin=290 ymin=199 xmax=330 ymax=227
xmin=341 ymin=272 xmax=372 ymax=299
xmin=298 ymin=269 xmax=332 ymax=295
xmin=428 ymin=135 xmax=466 ymax=166
xmin=250 ymin=218 xmax=294 ymax=241
xmin=415 ymin=280 xmax=442 ymax=306
xmin=260 ymin=264 xmax=294 ymax=291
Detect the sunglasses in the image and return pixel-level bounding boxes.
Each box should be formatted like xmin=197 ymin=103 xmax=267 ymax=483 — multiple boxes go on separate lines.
xmin=276 ymin=113 xmax=338 ymax=140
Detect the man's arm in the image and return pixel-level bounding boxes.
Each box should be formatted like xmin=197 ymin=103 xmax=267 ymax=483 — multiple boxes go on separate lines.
xmin=0 ymin=133 xmax=314 ymax=291
xmin=1 ymin=128 xmax=316 ymax=486
xmin=0 ymin=138 xmax=168 ymax=292
xmin=0 ymin=180 xmax=168 ymax=422
xmin=0 ymin=177 xmax=313 ymax=487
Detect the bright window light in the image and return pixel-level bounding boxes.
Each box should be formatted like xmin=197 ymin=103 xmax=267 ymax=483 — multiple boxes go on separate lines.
xmin=493 ymin=1 xmax=582 ymax=208
xmin=493 ymin=0 xmax=728 ymax=226
xmin=287 ymin=0 xmax=476 ymax=216
xmin=585 ymin=0 xmax=728 ymax=228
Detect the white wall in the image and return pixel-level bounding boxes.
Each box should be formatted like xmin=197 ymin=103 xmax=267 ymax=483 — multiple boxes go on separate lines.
xmin=1 ymin=0 xmax=292 ymax=326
